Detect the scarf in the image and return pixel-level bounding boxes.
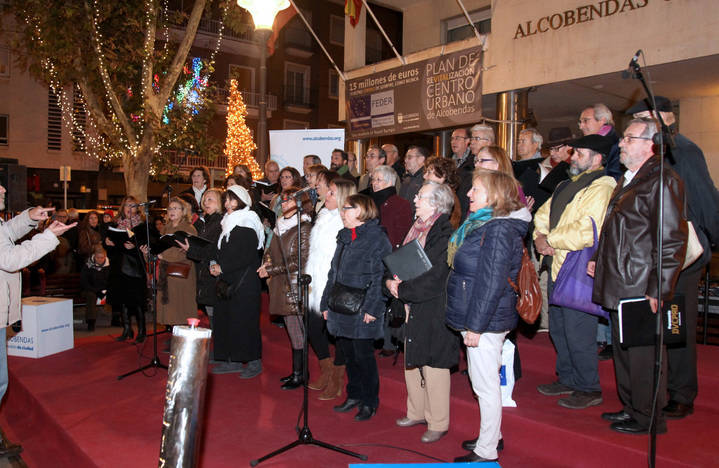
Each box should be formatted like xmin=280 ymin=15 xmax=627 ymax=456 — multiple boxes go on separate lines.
xmin=219 ymin=208 xmax=265 ymax=249
xmin=447 ymin=207 xmax=493 ymax=267
xmin=275 ymin=213 xmax=311 ymax=237
xmin=85 ymin=256 xmax=109 ymax=271
xmin=116 ymin=214 xmax=142 ymax=230
xmin=403 ymin=211 xmax=441 ymax=248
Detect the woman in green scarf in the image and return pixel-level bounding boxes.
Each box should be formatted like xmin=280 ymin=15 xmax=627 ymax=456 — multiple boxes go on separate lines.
xmin=445 ymin=169 xmax=531 ymax=463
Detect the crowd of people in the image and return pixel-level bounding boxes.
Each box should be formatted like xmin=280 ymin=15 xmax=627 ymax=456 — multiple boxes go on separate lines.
xmin=1 ymin=95 xmax=717 ymax=463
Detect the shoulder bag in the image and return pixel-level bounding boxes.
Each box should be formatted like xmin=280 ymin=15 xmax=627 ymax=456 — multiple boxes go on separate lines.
xmin=327 ymin=243 xmax=369 ymax=316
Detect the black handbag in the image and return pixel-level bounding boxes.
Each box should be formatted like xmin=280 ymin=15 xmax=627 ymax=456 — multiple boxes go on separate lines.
xmin=327 ymin=281 xmax=368 ymax=315
xmin=215 ymin=267 xmax=249 ymax=300
xmin=121 ymin=252 xmax=145 ymax=279
xmin=327 ymin=244 xmax=368 ymax=315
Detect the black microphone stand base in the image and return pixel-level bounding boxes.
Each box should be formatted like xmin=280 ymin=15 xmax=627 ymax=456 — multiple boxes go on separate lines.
xmin=117 ymin=356 xmax=168 ymax=380
xmin=249 ymin=427 xmax=367 ymax=467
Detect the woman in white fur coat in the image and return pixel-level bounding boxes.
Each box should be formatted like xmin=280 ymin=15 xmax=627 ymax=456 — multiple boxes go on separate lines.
xmin=305 ymin=178 xmax=356 ymax=400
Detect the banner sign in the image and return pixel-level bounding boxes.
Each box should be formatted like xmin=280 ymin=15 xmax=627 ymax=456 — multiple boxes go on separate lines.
xmin=345 ymin=47 xmax=483 ymax=138
xmin=268 ymin=128 xmax=345 ymax=172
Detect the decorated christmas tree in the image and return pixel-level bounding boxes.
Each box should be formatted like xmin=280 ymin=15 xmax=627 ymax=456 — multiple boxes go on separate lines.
xmin=224 ymin=79 xmax=263 ymax=179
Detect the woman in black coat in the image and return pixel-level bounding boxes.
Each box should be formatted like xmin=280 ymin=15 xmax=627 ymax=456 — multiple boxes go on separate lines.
xmin=209 ymin=185 xmax=265 ymax=378
xmin=104 ymin=196 xmax=147 ymax=342
xmin=179 ymin=188 xmax=224 ymax=324
xmin=385 ymin=181 xmax=459 ymax=443
xmin=321 ymin=194 xmax=392 ymax=422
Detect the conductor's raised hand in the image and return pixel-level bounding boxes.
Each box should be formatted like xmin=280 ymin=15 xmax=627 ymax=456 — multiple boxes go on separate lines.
xmin=46 ymin=220 xmax=77 ymax=237
xmin=29 ymin=206 xmax=55 ymax=222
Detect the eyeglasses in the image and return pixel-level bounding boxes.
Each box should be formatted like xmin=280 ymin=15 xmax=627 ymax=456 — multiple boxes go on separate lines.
xmin=476 ymin=158 xmax=495 ymax=164
xmin=451 ymin=136 xmax=468 ymax=141
xmin=342 ymin=206 xmax=356 ymax=211
xmin=413 ymin=193 xmax=431 ymax=200
xmin=470 ymin=136 xmax=490 ymax=142
xmin=168 ymin=206 xmax=182 ymax=211
xmin=621 ymin=135 xmax=653 ymax=142
xmin=577 ymin=117 xmax=595 ymax=126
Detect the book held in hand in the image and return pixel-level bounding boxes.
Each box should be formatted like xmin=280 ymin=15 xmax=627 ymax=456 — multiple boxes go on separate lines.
xmin=618 ymin=295 xmax=686 ymax=348
xmin=156 ymin=231 xmax=212 ymax=254
xmin=382 ymin=239 xmax=433 ymax=281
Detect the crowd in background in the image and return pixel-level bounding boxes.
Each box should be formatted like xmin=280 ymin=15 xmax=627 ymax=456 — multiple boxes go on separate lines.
xmin=11 ymin=96 xmax=719 ymax=464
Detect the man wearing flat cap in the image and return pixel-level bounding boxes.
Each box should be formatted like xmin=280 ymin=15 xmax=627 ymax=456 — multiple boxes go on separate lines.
xmin=628 ymin=96 xmax=719 ymax=420
xmin=534 ymin=134 xmax=617 ymax=409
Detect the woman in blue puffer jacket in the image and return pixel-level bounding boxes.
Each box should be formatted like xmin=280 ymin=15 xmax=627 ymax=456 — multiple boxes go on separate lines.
xmin=446 ymin=169 xmax=530 ymax=464
xmin=321 ymin=194 xmax=392 ymax=422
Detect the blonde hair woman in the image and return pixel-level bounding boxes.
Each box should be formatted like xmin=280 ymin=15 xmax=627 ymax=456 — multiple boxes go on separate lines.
xmin=156 ymin=197 xmax=197 ymax=327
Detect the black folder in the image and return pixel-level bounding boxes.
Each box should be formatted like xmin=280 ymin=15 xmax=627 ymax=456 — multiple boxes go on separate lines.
xmin=618 ymin=295 xmax=686 ymax=348
xmin=156 ymin=230 xmax=211 ymax=254
xmin=382 ymin=239 xmax=433 ymax=281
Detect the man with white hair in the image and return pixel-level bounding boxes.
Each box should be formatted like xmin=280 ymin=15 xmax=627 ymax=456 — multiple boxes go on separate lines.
xmin=0 ymin=186 xmax=77 ymax=456
xmin=457 ymin=124 xmax=495 ymax=220
xmin=382 ymin=143 xmax=405 ymax=180
xmin=589 ymin=117 xmax=687 ymax=435
xmin=627 ymin=96 xmax=719 ymax=420
xmin=578 ymin=103 xmax=622 ymax=180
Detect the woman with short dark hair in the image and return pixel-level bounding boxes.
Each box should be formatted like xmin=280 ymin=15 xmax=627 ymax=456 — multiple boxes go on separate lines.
xmin=321 ymin=193 xmax=391 ymax=421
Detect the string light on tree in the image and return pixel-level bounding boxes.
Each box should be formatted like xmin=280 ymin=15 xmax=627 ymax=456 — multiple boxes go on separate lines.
xmin=224 ymin=79 xmax=262 ymax=179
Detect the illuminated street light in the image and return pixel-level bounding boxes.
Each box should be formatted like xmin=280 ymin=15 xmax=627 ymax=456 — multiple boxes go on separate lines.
xmin=237 ymin=0 xmax=292 ymax=166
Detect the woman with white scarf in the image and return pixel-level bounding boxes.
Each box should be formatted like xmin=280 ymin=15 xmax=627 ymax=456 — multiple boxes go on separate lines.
xmin=209 ymin=185 xmax=265 ymax=378
xmin=258 ymin=186 xmax=312 ymax=390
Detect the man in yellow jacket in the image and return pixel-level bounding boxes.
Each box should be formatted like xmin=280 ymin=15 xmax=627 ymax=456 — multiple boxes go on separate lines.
xmin=0 ymin=184 xmax=76 ymax=457
xmin=533 ymin=135 xmax=616 ymax=409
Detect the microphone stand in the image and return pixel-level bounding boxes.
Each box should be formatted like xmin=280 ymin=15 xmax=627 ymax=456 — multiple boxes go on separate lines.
xmin=250 ymin=195 xmax=366 ymax=466
xmin=627 ymin=54 xmax=666 ymax=468
xmin=118 ymin=203 xmax=168 ymax=380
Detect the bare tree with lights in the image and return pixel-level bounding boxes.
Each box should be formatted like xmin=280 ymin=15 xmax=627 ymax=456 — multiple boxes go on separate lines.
xmin=4 ymin=0 xmax=251 ymax=201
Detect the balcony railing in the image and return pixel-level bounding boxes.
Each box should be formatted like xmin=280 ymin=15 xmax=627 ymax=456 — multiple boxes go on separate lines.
xmin=284 ymin=28 xmax=313 ymax=50
xmin=164 ymin=150 xmax=228 ymax=171
xmin=214 ymin=88 xmax=278 ymax=111
xmin=170 ymin=10 xmax=255 ymax=43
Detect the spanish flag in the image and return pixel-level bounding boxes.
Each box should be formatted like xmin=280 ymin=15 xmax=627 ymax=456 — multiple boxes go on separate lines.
xmin=345 ymin=0 xmax=362 ymax=27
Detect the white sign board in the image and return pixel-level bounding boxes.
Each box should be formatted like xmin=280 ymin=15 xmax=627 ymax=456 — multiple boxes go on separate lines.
xmin=268 ymin=129 xmax=345 ymax=173
xmin=8 ymin=297 xmax=74 ymax=358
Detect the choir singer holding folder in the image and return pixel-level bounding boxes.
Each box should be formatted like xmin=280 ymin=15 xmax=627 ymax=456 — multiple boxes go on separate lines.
xmin=384 ymin=181 xmax=459 ymax=444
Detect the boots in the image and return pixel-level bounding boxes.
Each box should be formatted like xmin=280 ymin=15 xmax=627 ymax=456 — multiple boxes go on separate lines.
xmin=281 ymin=349 xmax=304 ymax=390
xmin=135 ymin=307 xmax=146 ymax=343
xmin=318 ymin=364 xmax=345 ymax=400
xmin=115 ymin=306 xmax=134 ymax=341
xmin=308 ymin=358 xmax=333 ymax=391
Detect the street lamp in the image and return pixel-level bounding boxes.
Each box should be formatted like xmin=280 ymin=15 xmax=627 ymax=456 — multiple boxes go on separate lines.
xmin=237 ymin=0 xmax=291 ymax=167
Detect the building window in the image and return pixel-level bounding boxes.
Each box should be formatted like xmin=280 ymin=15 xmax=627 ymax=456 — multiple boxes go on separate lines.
xmin=48 ymin=88 xmax=62 ymax=151
xmin=72 ymin=84 xmax=86 ymax=152
xmin=0 ymin=115 xmax=8 ymax=146
xmin=329 ymin=15 xmax=344 ymax=46
xmin=365 ymin=28 xmax=383 ymax=65
xmin=283 ymin=119 xmax=309 ymax=129
xmin=284 ymin=62 xmax=311 ymax=106
xmin=328 ymin=70 xmax=339 ymax=99
xmin=229 ymin=64 xmax=255 ymax=92
xmin=443 ymin=8 xmax=492 ymax=43
xmin=0 ymin=47 xmax=9 ymax=78
xmin=284 ymin=12 xmax=312 ymax=50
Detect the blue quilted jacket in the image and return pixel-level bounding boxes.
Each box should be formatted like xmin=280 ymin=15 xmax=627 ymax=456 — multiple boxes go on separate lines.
xmin=445 ymin=215 xmax=528 ymax=333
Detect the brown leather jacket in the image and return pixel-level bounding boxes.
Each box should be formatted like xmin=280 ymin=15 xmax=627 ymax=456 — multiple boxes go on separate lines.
xmin=265 ymin=221 xmax=311 ymax=316
xmin=592 ymin=156 xmax=688 ymax=309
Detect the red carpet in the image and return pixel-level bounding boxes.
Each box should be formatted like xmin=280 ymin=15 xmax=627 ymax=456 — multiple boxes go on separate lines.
xmin=2 ymin=295 xmax=719 ymax=467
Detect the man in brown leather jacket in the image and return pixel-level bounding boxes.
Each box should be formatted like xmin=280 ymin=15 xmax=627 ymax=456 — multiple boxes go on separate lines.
xmin=588 ymin=117 xmax=688 ymax=435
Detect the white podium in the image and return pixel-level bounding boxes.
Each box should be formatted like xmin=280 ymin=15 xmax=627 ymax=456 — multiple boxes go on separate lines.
xmin=7 ymin=297 xmax=74 ymax=358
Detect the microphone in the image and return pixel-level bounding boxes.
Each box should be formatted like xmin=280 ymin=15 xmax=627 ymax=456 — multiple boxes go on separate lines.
xmin=129 ymin=200 xmax=157 ymax=208
xmin=290 ymin=186 xmax=314 ymax=198
xmin=621 ymin=49 xmax=642 ymax=79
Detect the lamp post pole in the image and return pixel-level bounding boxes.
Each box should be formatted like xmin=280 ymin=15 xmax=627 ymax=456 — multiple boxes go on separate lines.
xmin=257 ymin=28 xmax=271 ymax=166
